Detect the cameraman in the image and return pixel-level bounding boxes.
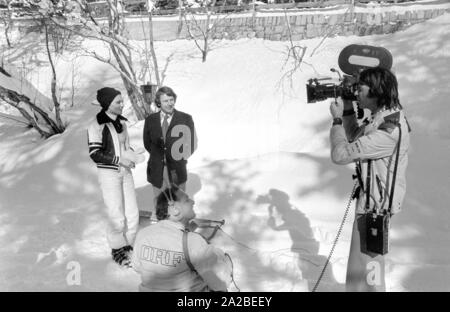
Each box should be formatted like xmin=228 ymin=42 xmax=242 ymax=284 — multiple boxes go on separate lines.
xmin=131 ymin=185 xmax=232 ymax=292
xmin=329 ymin=67 xmax=410 ymax=292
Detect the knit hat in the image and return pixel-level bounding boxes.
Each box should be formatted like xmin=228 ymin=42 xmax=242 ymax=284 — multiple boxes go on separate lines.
xmin=97 ymin=87 xmax=121 ymax=110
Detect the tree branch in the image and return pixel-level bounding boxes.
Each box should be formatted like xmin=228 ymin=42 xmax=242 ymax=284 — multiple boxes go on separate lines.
xmin=309 ymin=5 xmax=352 ymax=57
xmin=184 ymin=14 xmax=205 ymax=54
xmin=0 ymin=87 xmax=53 ymax=137
xmin=43 ymin=20 xmax=64 ymax=132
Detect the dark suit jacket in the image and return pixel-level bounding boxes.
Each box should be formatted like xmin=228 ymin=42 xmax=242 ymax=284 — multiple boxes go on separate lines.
xmin=143 ymin=109 xmax=197 ymax=188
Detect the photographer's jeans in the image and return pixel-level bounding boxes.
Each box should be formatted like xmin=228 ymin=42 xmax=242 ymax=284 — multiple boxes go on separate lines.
xmin=346 ymin=214 xmax=386 ymax=292
xmin=98 ymin=167 xmax=139 ymax=249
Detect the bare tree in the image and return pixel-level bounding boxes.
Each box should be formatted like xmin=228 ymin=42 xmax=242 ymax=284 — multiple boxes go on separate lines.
xmin=0 ymin=65 xmax=66 ymax=138
xmin=138 ymin=13 xmax=153 ymax=85
xmin=1 ymin=0 xmax=13 ymax=48
xmin=42 ymin=19 xmax=64 ymax=132
xmin=276 ymin=9 xmax=308 ymax=92
xmin=0 ymin=1 xmax=68 ymax=137
xmin=17 ymin=1 xmax=74 ymax=133
xmin=183 ymin=0 xmax=231 ymax=62
xmin=309 ymin=4 xmax=353 ymax=58
xmin=70 ymin=61 xmax=79 ymax=107
xmin=276 ymin=5 xmax=354 ymax=93
xmin=146 ymin=0 xmax=161 ymax=87
xmin=47 ymin=0 xmax=160 ymax=119
xmin=177 ymin=0 xmax=184 ymax=38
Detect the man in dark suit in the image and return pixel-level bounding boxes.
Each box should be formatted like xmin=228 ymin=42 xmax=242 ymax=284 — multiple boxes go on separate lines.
xmin=143 ymin=86 xmax=197 ymax=200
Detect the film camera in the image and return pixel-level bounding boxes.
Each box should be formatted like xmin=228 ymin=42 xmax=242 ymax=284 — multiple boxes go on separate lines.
xmin=306 ymin=44 xmax=393 ymax=104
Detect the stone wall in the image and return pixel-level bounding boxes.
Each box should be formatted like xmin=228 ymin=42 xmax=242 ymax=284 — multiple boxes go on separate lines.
xmin=122 ymin=5 xmax=450 ymax=41
xmin=2 ymin=3 xmax=450 ymax=42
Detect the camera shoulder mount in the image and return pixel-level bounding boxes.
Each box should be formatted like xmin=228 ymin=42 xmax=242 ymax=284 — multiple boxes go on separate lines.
xmin=306 ymin=44 xmax=393 ymax=104
xmin=338 ymin=44 xmax=393 ymax=76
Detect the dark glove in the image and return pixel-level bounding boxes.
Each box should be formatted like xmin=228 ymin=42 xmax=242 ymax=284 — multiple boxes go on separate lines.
xmin=111 ymin=245 xmax=133 ymax=266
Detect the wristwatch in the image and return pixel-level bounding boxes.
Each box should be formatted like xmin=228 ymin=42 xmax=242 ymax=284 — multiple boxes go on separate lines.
xmin=332 ymin=117 xmax=343 ymax=126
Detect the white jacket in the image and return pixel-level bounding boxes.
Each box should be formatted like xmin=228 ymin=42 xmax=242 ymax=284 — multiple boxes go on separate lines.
xmin=132 ymin=220 xmax=232 ymax=292
xmin=330 ymin=109 xmax=410 ymax=215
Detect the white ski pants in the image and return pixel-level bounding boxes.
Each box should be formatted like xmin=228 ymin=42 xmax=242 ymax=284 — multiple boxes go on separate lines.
xmin=97 ymin=167 xmax=139 ymax=249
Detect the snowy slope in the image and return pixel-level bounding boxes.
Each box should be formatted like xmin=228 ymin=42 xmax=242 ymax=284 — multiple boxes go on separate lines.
xmin=0 ymin=13 xmax=449 ymax=291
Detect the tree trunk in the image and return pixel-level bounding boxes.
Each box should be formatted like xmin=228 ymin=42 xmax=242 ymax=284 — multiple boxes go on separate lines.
xmin=203 ymin=8 xmax=213 ymax=63
xmin=0 ymin=86 xmax=54 ymax=138
xmin=44 ymin=21 xmax=65 ymax=132
xmin=3 ymin=4 xmax=12 ymax=48
xmin=202 ymin=39 xmax=208 ymax=63
xmin=109 ymin=42 xmax=147 ymax=120
xmin=1 ymin=85 xmax=62 ymax=133
xmin=12 ymin=103 xmax=52 ymax=138
xmin=148 ymin=12 xmax=161 ymax=87
xmin=177 ymin=0 xmax=184 ymax=38
xmin=139 ymin=18 xmax=153 ymax=85
xmin=4 ymin=21 xmax=11 ymax=48
xmin=122 ymin=76 xmax=147 ymax=120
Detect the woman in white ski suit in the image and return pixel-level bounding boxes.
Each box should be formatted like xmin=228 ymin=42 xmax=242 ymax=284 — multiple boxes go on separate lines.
xmin=87 ymin=87 xmax=142 ymax=266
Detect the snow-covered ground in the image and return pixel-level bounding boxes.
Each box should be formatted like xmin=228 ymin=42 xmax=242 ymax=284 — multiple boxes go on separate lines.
xmin=0 ymin=12 xmax=449 ymax=291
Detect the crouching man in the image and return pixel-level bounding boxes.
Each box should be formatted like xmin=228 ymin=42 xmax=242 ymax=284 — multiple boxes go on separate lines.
xmin=132 ymin=185 xmax=232 ymax=292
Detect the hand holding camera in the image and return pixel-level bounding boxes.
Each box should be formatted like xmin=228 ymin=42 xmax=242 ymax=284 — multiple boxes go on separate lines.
xmin=330 ymin=98 xmax=344 ymax=119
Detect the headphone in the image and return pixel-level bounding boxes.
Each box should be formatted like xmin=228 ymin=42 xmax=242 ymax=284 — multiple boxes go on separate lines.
xmin=155 ymin=97 xmax=161 ymax=108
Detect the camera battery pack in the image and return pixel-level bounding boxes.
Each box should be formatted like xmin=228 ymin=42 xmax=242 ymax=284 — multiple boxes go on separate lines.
xmin=365 ymin=213 xmax=389 ymax=255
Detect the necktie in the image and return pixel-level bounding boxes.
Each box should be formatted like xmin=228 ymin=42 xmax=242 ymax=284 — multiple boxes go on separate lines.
xmin=162 ymin=114 xmax=169 ymax=141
